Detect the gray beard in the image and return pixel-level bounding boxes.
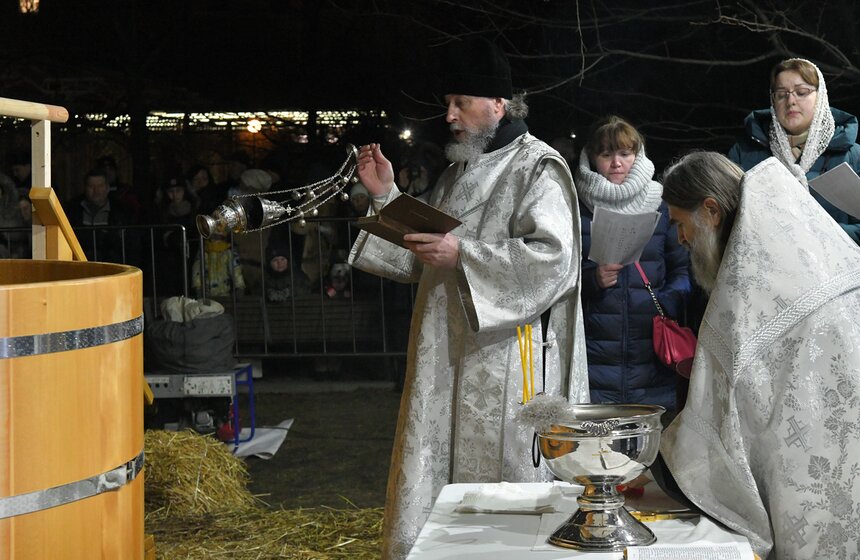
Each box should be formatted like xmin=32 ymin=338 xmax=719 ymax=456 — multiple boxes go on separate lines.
xmin=445 ymin=121 xmax=499 ymax=162
xmin=688 ymin=211 xmax=724 ymax=295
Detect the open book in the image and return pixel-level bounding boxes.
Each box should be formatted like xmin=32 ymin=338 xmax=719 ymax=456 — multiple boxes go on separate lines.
xmin=356 ymin=193 xmax=461 ymax=248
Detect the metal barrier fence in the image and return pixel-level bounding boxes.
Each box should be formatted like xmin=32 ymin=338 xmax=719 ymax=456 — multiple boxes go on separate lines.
xmin=0 ymin=218 xmax=413 ymax=365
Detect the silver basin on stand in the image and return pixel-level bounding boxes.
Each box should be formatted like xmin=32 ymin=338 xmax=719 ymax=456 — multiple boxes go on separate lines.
xmin=536 ymin=403 xmax=665 ymax=551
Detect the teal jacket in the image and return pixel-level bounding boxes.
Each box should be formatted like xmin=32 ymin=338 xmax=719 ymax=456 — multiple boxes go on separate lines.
xmin=728 ymin=107 xmax=860 ymax=243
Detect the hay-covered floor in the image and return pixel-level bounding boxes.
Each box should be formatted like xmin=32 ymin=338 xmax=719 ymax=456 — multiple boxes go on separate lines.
xmin=145 ymin=385 xmax=401 ymax=559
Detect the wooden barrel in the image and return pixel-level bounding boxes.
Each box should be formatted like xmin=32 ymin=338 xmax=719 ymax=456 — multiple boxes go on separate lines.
xmin=0 ymin=259 xmax=143 ymax=559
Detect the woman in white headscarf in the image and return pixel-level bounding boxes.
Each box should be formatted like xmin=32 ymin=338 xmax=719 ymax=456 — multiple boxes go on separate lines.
xmin=728 ymin=58 xmax=860 ymax=243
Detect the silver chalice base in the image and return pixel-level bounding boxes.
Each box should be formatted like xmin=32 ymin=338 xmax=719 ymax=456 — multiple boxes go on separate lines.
xmin=537 ymin=403 xmax=664 ymax=551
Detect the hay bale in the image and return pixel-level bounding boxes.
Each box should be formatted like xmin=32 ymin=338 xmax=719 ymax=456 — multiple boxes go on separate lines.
xmin=144 ymin=429 xmax=259 ymax=518
xmin=147 ymin=505 xmax=384 ymax=559
xmin=144 ymin=429 xmax=384 ymax=558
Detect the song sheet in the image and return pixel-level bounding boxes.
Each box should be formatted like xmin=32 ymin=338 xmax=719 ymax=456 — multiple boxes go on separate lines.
xmin=809 ymin=161 xmax=860 ymax=218
xmin=588 ymin=206 xmax=661 ymax=265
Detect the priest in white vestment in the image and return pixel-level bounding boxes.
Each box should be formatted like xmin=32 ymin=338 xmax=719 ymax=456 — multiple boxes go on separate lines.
xmin=348 ymin=38 xmax=589 ymax=559
xmin=659 ymin=152 xmax=860 ymax=559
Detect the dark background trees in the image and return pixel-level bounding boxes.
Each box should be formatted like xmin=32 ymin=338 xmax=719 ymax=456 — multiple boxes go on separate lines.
xmin=1 ymin=0 xmax=858 ymax=187
xmin=344 ymin=0 xmax=860 ymax=165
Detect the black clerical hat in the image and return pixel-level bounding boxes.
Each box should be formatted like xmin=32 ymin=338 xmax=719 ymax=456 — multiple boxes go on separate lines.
xmin=437 ymin=37 xmax=513 ymax=99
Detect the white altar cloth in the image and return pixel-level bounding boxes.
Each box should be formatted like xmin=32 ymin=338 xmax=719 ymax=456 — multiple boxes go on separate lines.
xmin=407 ymin=482 xmax=753 ymax=559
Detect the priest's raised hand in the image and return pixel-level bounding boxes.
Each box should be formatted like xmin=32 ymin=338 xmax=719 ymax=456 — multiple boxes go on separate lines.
xmin=356 ymin=143 xmax=395 ymax=196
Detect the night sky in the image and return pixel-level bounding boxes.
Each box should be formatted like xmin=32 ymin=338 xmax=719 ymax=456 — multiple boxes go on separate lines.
xmin=1 ymin=0 xmax=858 ymax=168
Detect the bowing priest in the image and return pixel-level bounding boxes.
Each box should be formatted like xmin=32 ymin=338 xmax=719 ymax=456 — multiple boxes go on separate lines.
xmin=659 ymin=151 xmax=860 ymax=560
xmin=348 ymin=37 xmax=589 ymax=559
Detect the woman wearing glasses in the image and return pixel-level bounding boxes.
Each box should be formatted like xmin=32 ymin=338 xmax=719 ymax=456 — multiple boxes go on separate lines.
xmin=728 ymin=58 xmax=860 ymax=243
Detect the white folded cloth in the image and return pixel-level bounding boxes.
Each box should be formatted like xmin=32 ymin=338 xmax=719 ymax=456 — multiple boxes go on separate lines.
xmin=161 ymin=296 xmax=225 ymax=322
xmin=454 ymin=482 xmax=564 ymax=514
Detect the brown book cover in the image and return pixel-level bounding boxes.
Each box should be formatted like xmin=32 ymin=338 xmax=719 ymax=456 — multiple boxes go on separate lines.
xmin=356 ymin=193 xmax=462 ymax=248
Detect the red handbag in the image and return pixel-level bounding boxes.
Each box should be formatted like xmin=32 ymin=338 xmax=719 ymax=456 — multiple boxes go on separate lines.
xmin=634 ymin=262 xmax=696 ymax=378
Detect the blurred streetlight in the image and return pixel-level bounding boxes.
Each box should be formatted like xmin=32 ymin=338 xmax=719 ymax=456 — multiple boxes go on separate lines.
xmin=19 ymin=0 xmax=39 ymax=13
xmin=247 ymin=119 xmax=262 ymax=133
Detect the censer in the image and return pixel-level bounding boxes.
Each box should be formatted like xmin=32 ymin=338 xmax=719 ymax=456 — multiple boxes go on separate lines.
xmin=197 ymin=144 xmax=360 ymax=238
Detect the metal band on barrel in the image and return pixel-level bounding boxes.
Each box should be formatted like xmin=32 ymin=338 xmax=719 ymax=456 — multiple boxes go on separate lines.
xmin=0 ymin=315 xmax=143 ymax=359
xmin=0 ymin=449 xmax=144 ymax=519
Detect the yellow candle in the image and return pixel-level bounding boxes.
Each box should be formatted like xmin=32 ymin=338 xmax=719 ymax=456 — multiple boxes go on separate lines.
xmin=516 ymin=326 xmax=528 ymax=403
xmin=527 ymin=324 xmax=535 ymax=399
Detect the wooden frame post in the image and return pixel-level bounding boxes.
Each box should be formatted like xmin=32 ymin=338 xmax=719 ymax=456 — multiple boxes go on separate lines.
xmin=0 ymin=95 xmax=84 ymax=261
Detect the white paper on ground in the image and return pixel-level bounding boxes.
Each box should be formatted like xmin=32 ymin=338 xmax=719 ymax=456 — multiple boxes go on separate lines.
xmin=230 ymin=418 xmax=294 ymax=459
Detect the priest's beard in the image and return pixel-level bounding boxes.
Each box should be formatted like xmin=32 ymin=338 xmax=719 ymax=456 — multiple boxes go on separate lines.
xmin=445 ymin=119 xmax=499 ymax=162
xmin=688 ymin=211 xmax=724 ymax=295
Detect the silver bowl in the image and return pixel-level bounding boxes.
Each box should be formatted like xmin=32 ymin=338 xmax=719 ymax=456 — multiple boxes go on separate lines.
xmin=536 ymin=403 xmax=664 ymax=551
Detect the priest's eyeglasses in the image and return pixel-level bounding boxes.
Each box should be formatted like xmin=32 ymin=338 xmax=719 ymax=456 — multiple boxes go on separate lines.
xmin=771 ymin=86 xmax=817 ymax=103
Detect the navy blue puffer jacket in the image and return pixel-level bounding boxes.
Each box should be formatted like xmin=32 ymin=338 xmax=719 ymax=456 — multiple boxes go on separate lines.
xmin=728 ymin=107 xmax=860 ymax=243
xmin=580 ymin=202 xmax=691 ymax=412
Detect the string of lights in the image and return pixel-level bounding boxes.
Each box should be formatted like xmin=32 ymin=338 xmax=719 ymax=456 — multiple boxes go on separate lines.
xmin=0 ymin=109 xmax=386 ymax=133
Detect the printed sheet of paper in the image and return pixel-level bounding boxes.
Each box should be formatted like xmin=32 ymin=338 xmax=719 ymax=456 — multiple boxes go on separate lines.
xmin=624 ymin=542 xmax=755 ymax=560
xmin=588 ymin=206 xmax=661 ymax=265
xmin=809 ymin=161 xmax=860 ymax=218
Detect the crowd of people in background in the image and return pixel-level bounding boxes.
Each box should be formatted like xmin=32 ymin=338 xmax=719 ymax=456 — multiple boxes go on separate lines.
xmin=0 ymin=58 xmax=856 ymax=320
xmin=0 ymin=52 xmax=858 ymax=559
xmin=0 ymin=143 xmax=452 ymax=306
xmin=0 ymin=60 xmax=857 ymax=409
